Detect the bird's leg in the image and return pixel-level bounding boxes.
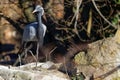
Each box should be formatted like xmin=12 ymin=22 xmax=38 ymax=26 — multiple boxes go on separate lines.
xmin=13 ymin=42 xmax=26 ymax=66
xmin=18 ymin=54 xmax=22 ymax=68
xmin=18 ymin=42 xmax=28 ymax=66
xmin=24 ymin=43 xmax=33 ymax=59
xmin=13 ymin=42 xmax=27 ymax=66
xmin=36 ymin=42 xmax=40 ymax=67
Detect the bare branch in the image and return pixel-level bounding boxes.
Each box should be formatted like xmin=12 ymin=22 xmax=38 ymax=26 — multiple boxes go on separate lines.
xmin=92 ymin=0 xmax=117 ymax=29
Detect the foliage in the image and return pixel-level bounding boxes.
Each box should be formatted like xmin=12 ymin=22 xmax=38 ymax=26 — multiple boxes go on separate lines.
xmin=0 ymin=0 xmax=120 ymax=67
xmin=114 ymin=0 xmax=120 ymax=4
xmin=0 ymin=0 xmax=119 ymax=43
xmin=112 ymin=13 xmax=120 ymax=26
xmin=71 ymin=73 xmax=85 ymax=80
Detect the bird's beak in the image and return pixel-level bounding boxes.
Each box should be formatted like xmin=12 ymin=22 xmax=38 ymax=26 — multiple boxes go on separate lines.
xmin=32 ymin=10 xmax=37 ymax=14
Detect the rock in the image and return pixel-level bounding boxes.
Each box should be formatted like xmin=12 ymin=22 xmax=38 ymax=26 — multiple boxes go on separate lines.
xmin=0 ymin=62 xmax=70 ymax=80
xmin=0 ymin=76 xmax=4 ymax=80
xmin=75 ymin=37 xmax=120 ymax=80
xmin=58 ymin=60 xmax=77 ymax=76
xmin=34 ymin=70 xmax=70 ymax=80
xmin=40 ymin=61 xmax=55 ymax=69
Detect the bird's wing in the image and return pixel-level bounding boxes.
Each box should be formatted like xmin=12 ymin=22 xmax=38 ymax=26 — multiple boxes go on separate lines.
xmin=37 ymin=24 xmax=47 ymax=47
xmin=22 ymin=22 xmax=38 ymax=42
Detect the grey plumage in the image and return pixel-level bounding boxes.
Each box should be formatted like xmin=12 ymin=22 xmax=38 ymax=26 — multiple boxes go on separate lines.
xmin=22 ymin=5 xmax=46 ymax=45
xmin=14 ymin=5 xmax=46 ymax=66
xmin=22 ymin=22 xmax=46 ymax=43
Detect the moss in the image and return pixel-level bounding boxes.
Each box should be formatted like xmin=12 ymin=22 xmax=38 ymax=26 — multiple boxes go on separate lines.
xmin=112 ymin=77 xmax=120 ymax=80
xmin=74 ymin=52 xmax=88 ymax=65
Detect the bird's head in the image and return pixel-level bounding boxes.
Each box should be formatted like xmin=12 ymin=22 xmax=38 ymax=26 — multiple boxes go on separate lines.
xmin=32 ymin=5 xmax=44 ymax=15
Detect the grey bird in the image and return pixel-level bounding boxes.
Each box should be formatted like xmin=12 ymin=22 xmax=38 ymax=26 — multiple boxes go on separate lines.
xmin=14 ymin=5 xmax=47 ymax=66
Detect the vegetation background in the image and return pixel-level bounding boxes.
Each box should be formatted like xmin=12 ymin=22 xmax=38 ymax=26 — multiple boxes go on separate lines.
xmin=0 ymin=0 xmax=120 ymax=72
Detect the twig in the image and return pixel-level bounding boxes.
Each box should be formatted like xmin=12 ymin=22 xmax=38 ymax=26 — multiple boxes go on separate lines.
xmin=13 ymin=44 xmax=33 ymax=66
xmin=28 ymin=50 xmax=37 ymax=62
xmin=63 ymin=57 xmax=69 ymax=77
xmin=91 ymin=0 xmax=117 ymax=29
xmin=74 ymin=0 xmax=83 ymax=38
xmin=46 ymin=46 xmax=57 ymax=61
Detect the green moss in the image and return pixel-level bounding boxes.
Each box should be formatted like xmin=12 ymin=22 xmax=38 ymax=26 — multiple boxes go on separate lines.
xmin=112 ymin=77 xmax=120 ymax=80
xmin=74 ymin=52 xmax=88 ymax=65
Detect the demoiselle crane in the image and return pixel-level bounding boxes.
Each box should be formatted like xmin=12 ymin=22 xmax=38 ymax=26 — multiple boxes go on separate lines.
xmin=14 ymin=5 xmax=47 ymax=66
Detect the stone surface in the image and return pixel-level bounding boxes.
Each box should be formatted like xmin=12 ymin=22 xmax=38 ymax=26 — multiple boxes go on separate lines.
xmin=75 ymin=37 xmax=120 ymax=80
xmin=0 ymin=62 xmax=70 ymax=80
xmin=0 ymin=76 xmax=4 ymax=80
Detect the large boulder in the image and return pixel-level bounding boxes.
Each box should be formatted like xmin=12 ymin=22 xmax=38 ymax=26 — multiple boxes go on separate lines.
xmin=75 ymin=30 xmax=120 ymax=80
